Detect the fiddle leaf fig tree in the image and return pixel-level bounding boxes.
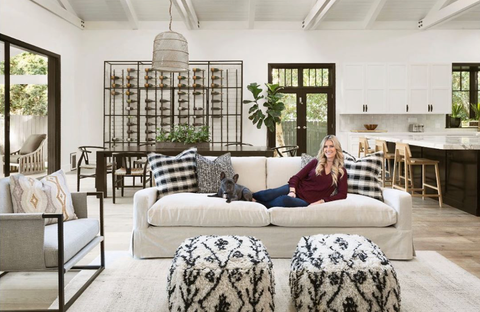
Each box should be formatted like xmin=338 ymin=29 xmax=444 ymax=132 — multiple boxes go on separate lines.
xmin=243 ymin=83 xmax=285 ymax=132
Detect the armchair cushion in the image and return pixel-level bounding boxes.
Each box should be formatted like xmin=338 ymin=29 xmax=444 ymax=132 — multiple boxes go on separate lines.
xmin=19 ymin=134 xmax=46 ymax=155
xmin=10 ymin=170 xmax=77 ymax=224
xmin=44 ymin=219 xmax=100 ymax=267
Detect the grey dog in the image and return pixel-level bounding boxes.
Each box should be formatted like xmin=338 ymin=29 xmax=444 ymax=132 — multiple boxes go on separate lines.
xmin=208 ymin=172 xmax=253 ymax=203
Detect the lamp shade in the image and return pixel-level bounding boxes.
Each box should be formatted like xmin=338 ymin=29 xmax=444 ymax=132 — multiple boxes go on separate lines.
xmin=152 ymin=31 xmax=189 ymax=72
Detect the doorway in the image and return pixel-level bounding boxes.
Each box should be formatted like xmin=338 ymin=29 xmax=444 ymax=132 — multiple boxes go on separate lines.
xmin=0 ymin=34 xmax=61 ymax=177
xmin=268 ymin=64 xmax=335 ymax=156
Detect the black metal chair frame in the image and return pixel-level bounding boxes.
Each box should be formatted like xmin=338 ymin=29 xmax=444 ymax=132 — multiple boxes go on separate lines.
xmin=0 ymin=192 xmax=105 ymax=312
xmin=271 ymin=145 xmax=299 ymax=157
xmin=77 ymin=146 xmax=111 ymax=192
xmin=112 ymin=153 xmax=152 ymax=204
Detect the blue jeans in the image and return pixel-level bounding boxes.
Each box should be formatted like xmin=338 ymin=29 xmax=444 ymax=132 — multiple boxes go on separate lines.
xmin=253 ymin=184 xmax=309 ymax=208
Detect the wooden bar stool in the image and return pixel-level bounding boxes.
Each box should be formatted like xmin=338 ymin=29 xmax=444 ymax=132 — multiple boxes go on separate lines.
xmin=374 ymin=139 xmax=395 ymax=187
xmin=358 ymin=137 xmax=374 ymax=158
xmin=392 ymin=143 xmax=443 ymax=207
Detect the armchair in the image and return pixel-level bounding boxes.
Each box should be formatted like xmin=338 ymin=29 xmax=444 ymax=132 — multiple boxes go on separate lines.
xmin=9 ymin=134 xmax=46 ymax=174
xmin=0 ymin=177 xmax=105 ymax=312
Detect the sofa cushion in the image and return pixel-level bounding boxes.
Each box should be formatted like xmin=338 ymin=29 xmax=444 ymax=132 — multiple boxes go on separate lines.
xmin=148 ymin=148 xmax=198 ymax=197
xmin=44 ymin=218 xmax=99 ymax=267
xmin=344 ymin=151 xmax=384 ymax=201
xmin=148 ymin=193 xmax=270 ymax=227
xmin=230 ymin=157 xmax=266 ymax=192
xmin=196 ymin=153 xmax=235 ymax=193
xmin=266 ymin=157 xmax=301 ymax=189
xmin=9 ymin=170 xmax=77 ymax=225
xmin=269 ymin=193 xmax=396 ymax=227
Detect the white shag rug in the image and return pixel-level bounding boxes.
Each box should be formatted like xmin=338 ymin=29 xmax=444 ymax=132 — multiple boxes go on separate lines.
xmin=52 ymin=251 xmax=480 ymax=312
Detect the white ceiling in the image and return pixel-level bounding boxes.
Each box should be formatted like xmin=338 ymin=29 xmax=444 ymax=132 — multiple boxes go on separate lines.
xmin=47 ymin=0 xmax=480 ymax=30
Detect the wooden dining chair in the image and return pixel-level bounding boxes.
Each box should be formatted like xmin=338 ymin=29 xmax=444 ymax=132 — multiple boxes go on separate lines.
xmin=112 ymin=153 xmax=152 ymax=203
xmin=392 ymin=143 xmax=443 ymax=207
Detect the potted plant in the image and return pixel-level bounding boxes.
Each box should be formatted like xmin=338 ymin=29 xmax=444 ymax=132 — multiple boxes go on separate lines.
xmin=449 ymin=102 xmax=464 ymax=128
xmin=243 ymin=83 xmax=285 ymax=146
xmin=469 ymin=103 xmax=480 ymax=127
xmin=156 ymin=124 xmax=210 ymax=148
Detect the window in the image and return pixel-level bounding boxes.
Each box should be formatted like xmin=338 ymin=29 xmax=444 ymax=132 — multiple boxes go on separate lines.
xmin=451 ymin=64 xmax=479 ymax=127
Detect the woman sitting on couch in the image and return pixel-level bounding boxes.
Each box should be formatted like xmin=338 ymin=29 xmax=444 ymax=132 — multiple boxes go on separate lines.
xmin=253 ymin=134 xmax=348 ymax=208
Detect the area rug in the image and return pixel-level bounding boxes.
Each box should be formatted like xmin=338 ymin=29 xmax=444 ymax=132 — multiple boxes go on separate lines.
xmin=53 ymin=251 xmax=480 ymax=311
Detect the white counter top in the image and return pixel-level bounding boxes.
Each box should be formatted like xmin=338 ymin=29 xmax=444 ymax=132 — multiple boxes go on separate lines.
xmin=365 ymin=133 xmax=480 ymax=150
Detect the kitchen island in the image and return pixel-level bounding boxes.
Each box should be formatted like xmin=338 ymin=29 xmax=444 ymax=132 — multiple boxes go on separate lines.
xmin=367 ymin=133 xmax=480 ymax=216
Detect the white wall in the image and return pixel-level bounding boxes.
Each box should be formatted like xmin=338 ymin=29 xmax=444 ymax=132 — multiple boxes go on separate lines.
xmin=1 ymin=0 xmax=83 ymax=170
xmin=2 ymin=1 xmax=480 ymax=170
xmin=79 ymin=25 xmax=480 ymax=148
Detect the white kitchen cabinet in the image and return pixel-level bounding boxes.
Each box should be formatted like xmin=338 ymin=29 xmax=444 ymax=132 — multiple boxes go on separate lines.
xmin=343 ymin=63 xmax=452 ymax=115
xmin=409 ymin=64 xmax=451 ymax=114
xmin=386 ymin=63 xmax=408 ymax=113
xmin=344 ymin=63 xmax=386 ymax=114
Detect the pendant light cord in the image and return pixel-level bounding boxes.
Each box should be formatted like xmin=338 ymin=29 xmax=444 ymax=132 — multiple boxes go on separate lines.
xmin=169 ymin=0 xmax=173 ymax=31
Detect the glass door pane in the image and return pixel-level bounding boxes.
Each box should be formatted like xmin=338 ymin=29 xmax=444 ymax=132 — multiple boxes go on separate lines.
xmin=306 ymin=93 xmax=328 ymax=156
xmin=277 ymin=93 xmax=297 ymax=150
xmin=0 ymin=41 xmax=4 ymax=177
xmin=8 ymin=45 xmax=48 ymax=176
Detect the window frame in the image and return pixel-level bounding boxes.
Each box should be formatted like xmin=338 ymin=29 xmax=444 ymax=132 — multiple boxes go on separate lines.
xmin=451 ymin=63 xmax=479 ymax=121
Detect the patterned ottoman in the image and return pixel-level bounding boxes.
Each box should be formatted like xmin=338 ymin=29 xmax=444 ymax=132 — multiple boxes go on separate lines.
xmin=289 ymin=234 xmax=401 ymax=312
xmin=167 ymin=235 xmax=275 ymax=311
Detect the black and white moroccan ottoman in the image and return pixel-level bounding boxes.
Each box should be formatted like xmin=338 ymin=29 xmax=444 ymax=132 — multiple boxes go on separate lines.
xmin=167 ymin=235 xmax=275 ymax=311
xmin=289 ymin=234 xmax=401 ymax=312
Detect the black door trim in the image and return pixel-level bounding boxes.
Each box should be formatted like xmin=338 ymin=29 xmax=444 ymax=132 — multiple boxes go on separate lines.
xmin=0 ymin=34 xmax=61 ymax=175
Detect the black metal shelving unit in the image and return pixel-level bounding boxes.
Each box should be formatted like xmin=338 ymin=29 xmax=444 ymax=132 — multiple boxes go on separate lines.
xmin=104 ymin=60 xmax=243 ymax=147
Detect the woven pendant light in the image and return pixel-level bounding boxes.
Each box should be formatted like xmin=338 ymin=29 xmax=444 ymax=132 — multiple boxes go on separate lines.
xmin=152 ymin=0 xmax=189 ymax=72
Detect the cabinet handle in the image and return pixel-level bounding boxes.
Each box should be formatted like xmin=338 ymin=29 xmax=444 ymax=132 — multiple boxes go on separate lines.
xmin=366 ymin=104 xmax=368 ymax=112
xmin=428 ymin=104 xmax=430 ymax=112
xmin=406 ymin=104 xmax=409 ymax=112
xmin=431 ymin=104 xmax=433 ymax=112
xmin=362 ymin=105 xmax=365 ymax=112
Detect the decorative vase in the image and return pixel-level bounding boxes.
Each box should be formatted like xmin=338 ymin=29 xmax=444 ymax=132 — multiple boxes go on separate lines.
xmin=155 ymin=142 xmax=210 ymax=149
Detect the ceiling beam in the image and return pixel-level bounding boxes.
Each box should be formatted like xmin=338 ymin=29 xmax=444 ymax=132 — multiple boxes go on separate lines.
xmin=363 ymin=0 xmax=387 ymax=29
xmin=56 ymin=0 xmax=77 ymax=16
xmin=248 ymin=0 xmax=257 ymax=29
xmin=172 ymin=0 xmax=199 ymax=30
xmin=427 ymin=0 xmax=451 ymax=16
xmin=118 ymin=0 xmax=139 ymax=30
xmin=30 ymin=0 xmax=84 ymax=29
xmin=419 ymin=0 xmax=480 ymax=30
xmin=303 ymin=0 xmax=337 ymax=30
xmin=184 ymin=0 xmax=200 ymax=29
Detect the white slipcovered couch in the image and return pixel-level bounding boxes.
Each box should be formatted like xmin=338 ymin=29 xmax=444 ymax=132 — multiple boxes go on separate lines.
xmin=131 ymin=156 xmax=414 ymax=260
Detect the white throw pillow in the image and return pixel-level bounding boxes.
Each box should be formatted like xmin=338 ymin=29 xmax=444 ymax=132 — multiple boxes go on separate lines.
xmin=9 ymin=170 xmax=77 ymax=225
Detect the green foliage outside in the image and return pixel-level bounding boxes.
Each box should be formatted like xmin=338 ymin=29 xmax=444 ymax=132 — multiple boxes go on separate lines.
xmin=156 ymin=124 xmax=210 ymax=144
xmin=0 ymin=52 xmax=48 ymax=116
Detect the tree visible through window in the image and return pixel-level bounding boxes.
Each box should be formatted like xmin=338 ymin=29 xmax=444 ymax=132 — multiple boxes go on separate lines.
xmin=0 ymin=52 xmax=48 ymax=116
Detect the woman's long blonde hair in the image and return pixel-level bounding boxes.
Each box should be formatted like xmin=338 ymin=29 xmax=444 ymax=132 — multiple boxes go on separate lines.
xmin=315 ymin=135 xmax=345 ymax=186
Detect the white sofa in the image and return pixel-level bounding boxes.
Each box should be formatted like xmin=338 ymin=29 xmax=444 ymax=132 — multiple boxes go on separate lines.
xmin=131 ymin=156 xmax=414 ymax=260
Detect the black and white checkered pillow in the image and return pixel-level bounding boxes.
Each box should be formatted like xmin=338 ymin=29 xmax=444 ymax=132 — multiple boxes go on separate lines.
xmin=148 ymin=148 xmax=198 ymax=197
xmin=343 ymin=151 xmax=384 ymax=201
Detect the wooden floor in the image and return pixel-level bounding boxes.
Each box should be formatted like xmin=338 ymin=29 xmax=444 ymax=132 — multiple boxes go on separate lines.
xmin=1 ymin=171 xmax=480 ymax=310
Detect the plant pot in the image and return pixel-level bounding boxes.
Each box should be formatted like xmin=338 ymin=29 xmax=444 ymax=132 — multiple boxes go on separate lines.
xmin=469 ymin=120 xmax=479 ymax=127
xmin=155 ymin=142 xmax=210 ymax=149
xmin=450 ymin=117 xmax=461 ymax=128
